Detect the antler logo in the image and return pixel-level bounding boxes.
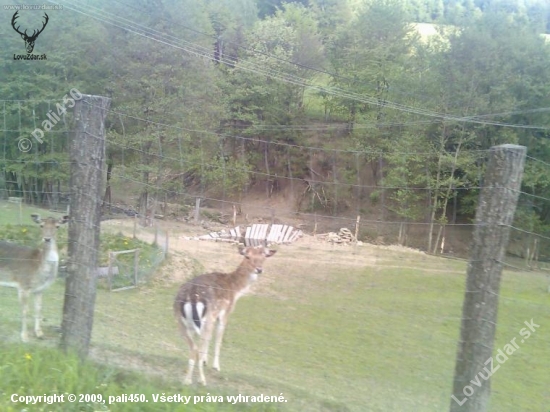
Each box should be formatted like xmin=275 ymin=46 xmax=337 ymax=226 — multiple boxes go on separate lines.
xmin=11 ymin=11 xmax=49 ymax=54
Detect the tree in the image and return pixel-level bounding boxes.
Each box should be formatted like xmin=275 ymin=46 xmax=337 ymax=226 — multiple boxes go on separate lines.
xmin=221 ymin=3 xmax=324 ymax=198
xmin=422 ymin=11 xmax=550 ymax=252
xmin=326 ymin=0 xmax=417 ymax=132
xmin=206 ymin=0 xmax=258 ymax=65
xmin=309 ymin=0 xmax=352 ymax=41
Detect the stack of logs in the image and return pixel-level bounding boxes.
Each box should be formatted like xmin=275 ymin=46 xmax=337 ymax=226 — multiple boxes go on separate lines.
xmin=318 ymin=228 xmax=356 ymax=244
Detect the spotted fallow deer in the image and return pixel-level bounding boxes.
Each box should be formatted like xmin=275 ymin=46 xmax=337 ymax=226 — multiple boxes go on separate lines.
xmin=0 ymin=214 xmax=68 ymax=341
xmin=174 ymin=245 xmax=276 ymax=385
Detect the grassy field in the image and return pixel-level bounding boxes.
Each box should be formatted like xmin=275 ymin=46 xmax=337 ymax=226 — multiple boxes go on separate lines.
xmin=1 ymin=203 xmax=549 ymax=411
xmin=0 ymin=201 xmax=66 ymax=226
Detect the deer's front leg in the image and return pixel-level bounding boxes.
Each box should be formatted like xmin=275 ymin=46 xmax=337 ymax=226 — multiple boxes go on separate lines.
xmin=18 ymin=289 xmax=30 ymax=342
xmin=212 ymin=311 xmax=228 ymax=371
xmin=34 ymin=292 xmax=43 ymax=338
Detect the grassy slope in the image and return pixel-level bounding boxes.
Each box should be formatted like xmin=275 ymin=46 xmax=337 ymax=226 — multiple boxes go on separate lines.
xmin=1 ymin=203 xmax=549 ymax=411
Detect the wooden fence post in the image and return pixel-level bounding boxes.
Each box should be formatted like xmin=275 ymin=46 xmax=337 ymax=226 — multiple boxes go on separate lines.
xmin=194 ymin=197 xmax=201 ymax=223
xmin=134 ymin=249 xmax=140 ymax=286
xmin=60 ymin=94 xmax=111 ymax=359
xmin=107 ymin=251 xmax=113 ymax=292
xmin=450 ymin=144 xmax=526 ymax=412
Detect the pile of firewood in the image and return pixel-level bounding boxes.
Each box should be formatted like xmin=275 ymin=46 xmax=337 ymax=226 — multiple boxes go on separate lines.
xmin=318 ymin=228 xmax=356 ymax=244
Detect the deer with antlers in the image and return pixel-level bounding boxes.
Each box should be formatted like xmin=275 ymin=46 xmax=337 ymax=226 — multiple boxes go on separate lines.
xmin=11 ymin=11 xmax=49 ymax=54
xmin=0 ymin=214 xmax=68 ymax=342
xmin=174 ymin=245 xmax=276 ymax=385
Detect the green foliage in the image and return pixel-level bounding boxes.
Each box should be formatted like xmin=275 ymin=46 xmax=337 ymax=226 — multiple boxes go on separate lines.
xmin=0 ymin=342 xmax=277 ymax=411
xmin=3 ymin=0 xmax=550 ymax=229
xmin=369 ymin=190 xmax=380 ymax=205
xmin=382 ymin=132 xmax=429 ymax=221
xmin=224 ymin=3 xmax=323 ymax=132
xmin=98 ymin=232 xmax=164 ymax=290
xmin=0 ymin=218 xmax=69 ymax=251
xmin=401 ymin=0 xmax=550 ymax=29
xmin=0 ymin=224 xmax=43 ymax=246
xmin=202 ymin=154 xmax=251 ymax=197
xmin=326 ymin=0 xmax=417 ymax=130
xmin=99 ymin=233 xmax=152 ymax=264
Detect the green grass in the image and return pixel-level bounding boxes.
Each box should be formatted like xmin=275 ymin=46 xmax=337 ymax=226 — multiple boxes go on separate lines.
xmin=1 ymin=202 xmax=549 ymax=411
xmin=227 ymin=259 xmax=549 ymax=412
xmin=2 ymin=250 xmax=547 ymax=412
xmin=0 ymin=342 xmax=277 ymax=412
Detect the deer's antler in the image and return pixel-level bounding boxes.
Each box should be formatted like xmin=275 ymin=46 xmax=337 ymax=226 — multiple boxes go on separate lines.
xmin=11 ymin=11 xmax=26 ymax=37
xmin=34 ymin=13 xmax=49 ymax=38
xmin=29 ymin=13 xmax=49 ymax=40
xmin=11 ymin=12 xmax=49 ymax=40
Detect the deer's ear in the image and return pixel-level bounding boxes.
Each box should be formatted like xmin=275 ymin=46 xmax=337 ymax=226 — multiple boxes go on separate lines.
xmin=31 ymin=214 xmax=42 ymax=224
xmin=59 ymin=215 xmax=69 ymax=224
xmin=238 ymin=246 xmax=247 ymax=256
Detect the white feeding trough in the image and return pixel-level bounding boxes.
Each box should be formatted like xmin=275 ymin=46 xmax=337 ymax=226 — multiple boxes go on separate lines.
xmin=197 ymin=223 xmax=302 ymax=246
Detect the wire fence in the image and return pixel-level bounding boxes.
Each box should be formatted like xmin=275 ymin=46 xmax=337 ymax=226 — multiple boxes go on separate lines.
xmin=0 ymin=100 xmax=529 ymax=256
xmin=1 ymin=97 xmax=550 ymax=411
xmin=2 ymin=96 xmax=549 ymax=285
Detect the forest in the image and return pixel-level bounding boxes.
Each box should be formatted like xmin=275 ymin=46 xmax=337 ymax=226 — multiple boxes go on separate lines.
xmin=2 ymin=0 xmax=550 ymax=253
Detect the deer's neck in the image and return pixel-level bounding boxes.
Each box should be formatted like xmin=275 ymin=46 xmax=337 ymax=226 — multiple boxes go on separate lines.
xmin=41 ymin=239 xmax=59 ymax=262
xmin=227 ymin=261 xmax=259 ymax=299
xmin=33 ymin=240 xmax=59 ymax=292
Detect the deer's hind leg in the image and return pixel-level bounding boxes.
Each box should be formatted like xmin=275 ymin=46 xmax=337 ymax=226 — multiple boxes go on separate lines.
xmin=176 ymin=318 xmax=200 ymax=385
xmin=197 ymin=315 xmax=216 ymax=385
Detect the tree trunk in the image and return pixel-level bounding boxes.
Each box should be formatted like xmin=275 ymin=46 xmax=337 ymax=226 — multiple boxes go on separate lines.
xmin=433 ymin=141 xmax=463 ymax=254
xmin=139 ymin=141 xmax=152 ymax=226
xmin=264 ymin=142 xmax=271 ymax=199
xmin=428 ymin=159 xmax=442 ymax=253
